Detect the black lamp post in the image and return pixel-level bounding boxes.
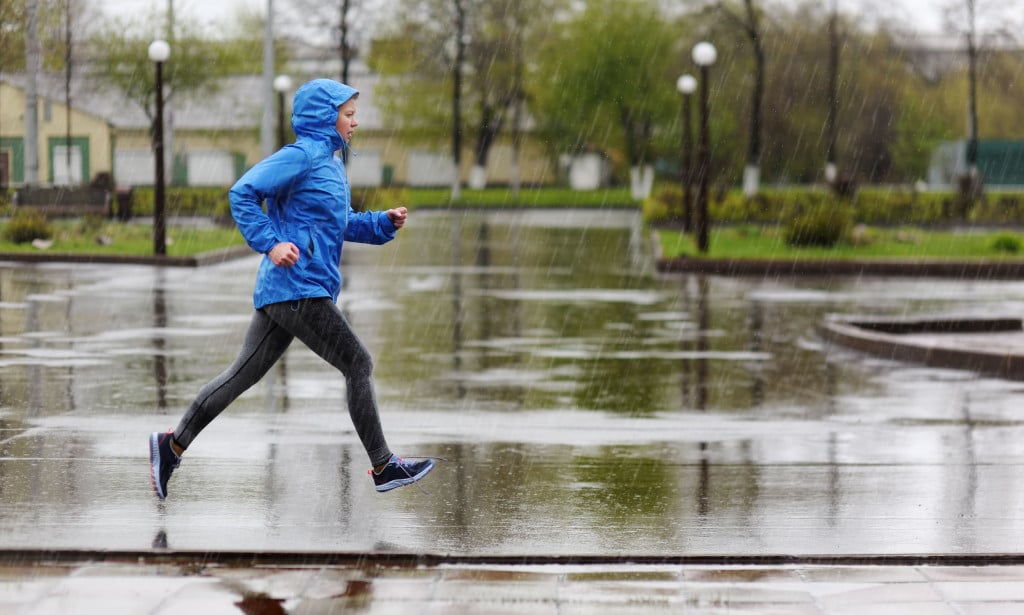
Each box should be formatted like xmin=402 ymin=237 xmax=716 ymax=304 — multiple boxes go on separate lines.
xmin=676 ymin=74 xmax=696 ymax=232
xmin=273 ymin=74 xmax=292 ymax=150
xmin=692 ymin=41 xmax=717 ymax=254
xmin=148 ymin=39 xmax=170 ymax=256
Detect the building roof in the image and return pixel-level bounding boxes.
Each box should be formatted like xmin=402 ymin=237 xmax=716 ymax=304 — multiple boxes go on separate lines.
xmin=1 ymin=68 xmax=386 ymax=132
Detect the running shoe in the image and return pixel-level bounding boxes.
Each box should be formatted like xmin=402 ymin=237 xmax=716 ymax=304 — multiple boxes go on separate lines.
xmin=149 ymin=430 xmax=181 ymax=499
xmin=370 ymin=455 xmax=435 ymax=492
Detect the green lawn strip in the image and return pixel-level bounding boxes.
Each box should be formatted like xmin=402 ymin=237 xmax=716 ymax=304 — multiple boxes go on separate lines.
xmin=658 ymin=226 xmax=1024 ymax=261
xmin=0 ymin=221 xmax=245 ymax=258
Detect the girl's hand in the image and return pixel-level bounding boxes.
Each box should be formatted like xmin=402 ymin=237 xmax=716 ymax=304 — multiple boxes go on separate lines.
xmin=387 ymin=207 xmax=408 ymax=229
xmin=268 ymin=242 xmax=300 ymax=267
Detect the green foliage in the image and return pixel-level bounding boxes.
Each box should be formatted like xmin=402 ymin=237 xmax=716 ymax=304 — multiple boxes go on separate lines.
xmin=655 ymin=3 xmax=1024 ymax=186
xmin=533 ymin=0 xmax=678 ymax=177
xmin=3 ymin=210 xmax=53 ymax=244
xmin=784 ymin=201 xmax=852 ymax=248
xmin=990 ymin=233 xmax=1022 ymax=254
xmin=0 ymin=0 xmax=72 ymax=72
xmin=971 ymin=194 xmax=1024 ymax=225
xmin=643 ymin=185 xmax=677 ymax=222
xmin=659 ymin=225 xmax=1024 ymax=261
xmin=85 ymin=14 xmax=283 ymax=120
xmin=405 ymin=187 xmax=636 ymax=208
xmin=351 ymin=187 xmax=410 ymax=212
xmin=372 ymin=0 xmax=562 ymax=152
xmin=647 ymin=185 xmax=1024 ymax=227
xmin=129 ymin=187 xmax=229 ymax=217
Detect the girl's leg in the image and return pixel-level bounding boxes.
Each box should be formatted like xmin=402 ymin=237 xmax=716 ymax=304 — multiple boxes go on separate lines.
xmin=173 ymin=309 xmax=293 ymax=450
xmin=262 ymin=298 xmax=392 ymax=467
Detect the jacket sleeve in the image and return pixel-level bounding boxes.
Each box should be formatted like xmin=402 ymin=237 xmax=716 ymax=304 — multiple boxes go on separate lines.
xmin=344 ymin=208 xmax=398 ymax=245
xmin=229 ymin=147 xmax=310 ymax=254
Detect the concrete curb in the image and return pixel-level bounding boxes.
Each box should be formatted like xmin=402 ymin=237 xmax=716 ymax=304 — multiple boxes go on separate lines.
xmin=819 ymin=315 xmax=1024 ymax=380
xmin=657 ymin=257 xmax=1024 ymax=279
xmin=6 ymin=548 xmax=1024 ymax=568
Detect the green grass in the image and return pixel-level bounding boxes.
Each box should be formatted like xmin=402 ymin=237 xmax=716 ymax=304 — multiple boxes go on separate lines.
xmin=0 ymin=220 xmax=245 ymax=257
xmin=659 ymin=226 xmax=1024 ymax=261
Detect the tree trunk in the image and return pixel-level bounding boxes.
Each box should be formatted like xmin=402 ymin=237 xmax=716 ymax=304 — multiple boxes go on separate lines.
xmin=743 ymin=0 xmax=763 ymax=198
xmin=24 ymin=0 xmax=40 ymax=185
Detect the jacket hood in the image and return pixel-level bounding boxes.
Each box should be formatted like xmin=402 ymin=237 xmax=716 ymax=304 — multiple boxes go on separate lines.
xmin=291 ymin=79 xmax=358 ymax=151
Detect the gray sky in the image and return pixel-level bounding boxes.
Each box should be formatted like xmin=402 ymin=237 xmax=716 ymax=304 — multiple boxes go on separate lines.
xmin=92 ymin=0 xmax=1017 ymax=36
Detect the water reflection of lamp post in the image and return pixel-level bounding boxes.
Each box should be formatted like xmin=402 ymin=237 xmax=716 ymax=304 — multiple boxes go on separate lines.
xmin=273 ymin=74 xmax=292 ymax=150
xmin=692 ymin=41 xmax=716 ymax=254
xmin=676 ymin=74 xmax=696 ymax=233
xmin=148 ymin=39 xmax=170 ymax=256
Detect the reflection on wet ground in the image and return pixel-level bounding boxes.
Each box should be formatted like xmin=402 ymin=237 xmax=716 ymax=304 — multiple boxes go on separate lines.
xmin=1 ymin=210 xmax=1024 ymax=556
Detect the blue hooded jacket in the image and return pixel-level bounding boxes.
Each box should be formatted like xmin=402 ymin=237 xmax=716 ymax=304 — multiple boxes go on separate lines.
xmin=229 ymin=79 xmax=397 ymax=309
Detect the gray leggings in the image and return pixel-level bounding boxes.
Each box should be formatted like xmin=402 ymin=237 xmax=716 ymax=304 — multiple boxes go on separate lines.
xmin=173 ymin=297 xmax=392 ymax=467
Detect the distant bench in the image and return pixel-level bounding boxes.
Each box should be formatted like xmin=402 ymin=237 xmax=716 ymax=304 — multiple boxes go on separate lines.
xmin=13 ymin=186 xmax=112 ymax=218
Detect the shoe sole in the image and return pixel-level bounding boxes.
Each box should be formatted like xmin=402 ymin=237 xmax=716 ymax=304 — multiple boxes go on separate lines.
xmin=149 ymin=432 xmax=166 ymax=499
xmin=375 ymin=459 xmax=436 ymax=492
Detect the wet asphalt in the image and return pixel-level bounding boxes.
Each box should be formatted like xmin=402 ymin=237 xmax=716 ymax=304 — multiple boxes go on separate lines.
xmin=2 ymin=209 xmax=1024 ymax=613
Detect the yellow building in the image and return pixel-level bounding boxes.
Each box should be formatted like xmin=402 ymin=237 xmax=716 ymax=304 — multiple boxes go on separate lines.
xmin=0 ymin=70 xmax=553 ymax=190
xmin=0 ymin=76 xmax=114 ymax=187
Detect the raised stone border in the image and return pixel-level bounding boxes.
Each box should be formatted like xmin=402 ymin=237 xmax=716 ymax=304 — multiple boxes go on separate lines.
xmin=819 ymin=315 xmax=1024 ymax=381
xmin=657 ymin=257 xmax=1024 ymax=279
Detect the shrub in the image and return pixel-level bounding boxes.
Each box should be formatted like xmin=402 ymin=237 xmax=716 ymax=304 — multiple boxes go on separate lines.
xmin=642 ymin=185 xmax=677 ymax=222
xmin=130 ymin=187 xmax=229 ymax=217
xmin=3 ymin=210 xmax=54 ymax=244
xmin=990 ymin=233 xmax=1022 ymax=254
xmin=784 ymin=200 xmax=852 ymax=248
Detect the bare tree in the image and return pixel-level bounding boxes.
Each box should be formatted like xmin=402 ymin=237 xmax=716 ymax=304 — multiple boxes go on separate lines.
xmin=451 ymin=0 xmax=466 ymax=198
xmin=718 ymin=0 xmax=765 ymax=198
xmin=963 ymin=0 xmax=980 ymax=198
xmin=375 ymin=0 xmax=563 ymax=193
xmin=279 ymin=0 xmax=363 ymax=81
xmin=941 ymin=0 xmax=1011 ymax=203
xmin=824 ymin=0 xmax=840 ymax=186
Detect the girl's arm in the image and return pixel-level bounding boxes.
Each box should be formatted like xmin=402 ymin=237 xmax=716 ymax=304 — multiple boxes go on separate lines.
xmin=344 ymin=207 xmax=399 ymax=245
xmin=229 ymin=147 xmax=310 ymax=254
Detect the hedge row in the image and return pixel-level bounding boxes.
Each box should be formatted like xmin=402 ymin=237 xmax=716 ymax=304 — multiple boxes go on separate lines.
xmin=122 ymin=185 xmax=637 ymax=216
xmin=645 ymin=186 xmax=1024 ymax=226
xmin=121 ymin=186 xmax=409 ymax=218
xmin=5 ymin=185 xmax=1024 ymax=226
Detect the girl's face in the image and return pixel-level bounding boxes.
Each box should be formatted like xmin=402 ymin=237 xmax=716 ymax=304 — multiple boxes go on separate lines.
xmin=336 ymin=98 xmax=358 ymax=143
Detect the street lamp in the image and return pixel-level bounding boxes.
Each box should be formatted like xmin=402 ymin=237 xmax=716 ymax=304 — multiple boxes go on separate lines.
xmin=692 ymin=41 xmax=717 ymax=254
xmin=273 ymin=74 xmax=292 ymax=150
xmin=676 ymin=74 xmax=697 ymax=233
xmin=148 ymin=39 xmax=170 ymax=256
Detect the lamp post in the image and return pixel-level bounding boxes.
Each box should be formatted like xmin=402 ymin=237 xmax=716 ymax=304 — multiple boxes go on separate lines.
xmin=692 ymin=41 xmax=716 ymax=254
xmin=273 ymin=74 xmax=292 ymax=150
xmin=676 ymin=74 xmax=697 ymax=232
xmin=148 ymin=39 xmax=170 ymax=256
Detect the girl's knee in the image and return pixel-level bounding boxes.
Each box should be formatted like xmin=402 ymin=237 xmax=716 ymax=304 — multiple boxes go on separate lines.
xmin=348 ymin=348 xmax=374 ymax=378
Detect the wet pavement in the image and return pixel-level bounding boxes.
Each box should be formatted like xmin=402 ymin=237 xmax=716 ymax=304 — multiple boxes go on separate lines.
xmin=3 ymin=209 xmax=1024 ymax=611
